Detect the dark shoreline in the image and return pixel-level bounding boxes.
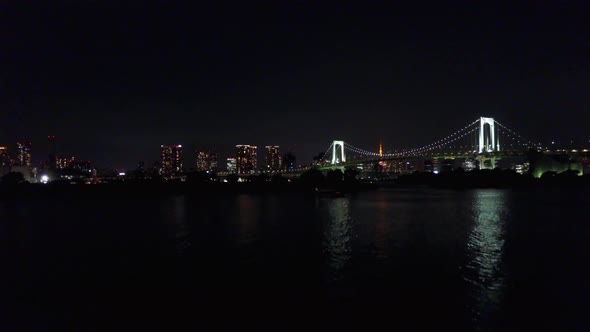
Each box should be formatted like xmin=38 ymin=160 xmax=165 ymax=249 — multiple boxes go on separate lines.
xmin=0 ymin=182 xmax=372 ymax=199
xmin=1 ymin=175 xmax=589 ymax=200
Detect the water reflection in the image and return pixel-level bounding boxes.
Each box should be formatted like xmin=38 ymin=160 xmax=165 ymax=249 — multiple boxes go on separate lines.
xmin=373 ymin=191 xmax=394 ymax=260
xmin=466 ymin=189 xmax=509 ymax=324
xmin=160 ymin=196 xmax=190 ymax=254
xmin=322 ymin=197 xmax=353 ymax=283
xmin=229 ymin=195 xmax=262 ymax=267
xmin=233 ymin=195 xmax=260 ymax=246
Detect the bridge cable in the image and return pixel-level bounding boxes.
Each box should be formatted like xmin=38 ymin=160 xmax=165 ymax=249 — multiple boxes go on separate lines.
xmin=494 ymin=120 xmax=544 ymax=150
xmin=392 ymin=118 xmax=481 ymax=157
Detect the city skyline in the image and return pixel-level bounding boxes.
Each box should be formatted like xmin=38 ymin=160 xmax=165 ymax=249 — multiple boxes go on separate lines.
xmin=0 ymin=136 xmax=319 ymax=170
xmin=2 ymin=1 xmax=590 ymax=168
xmin=1 ymin=130 xmax=589 ymax=172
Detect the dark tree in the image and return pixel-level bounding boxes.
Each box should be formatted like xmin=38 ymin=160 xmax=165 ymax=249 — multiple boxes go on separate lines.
xmin=558 ymin=169 xmax=580 ymax=177
xmin=541 ymin=171 xmax=557 ymax=179
xmin=271 ymin=173 xmax=287 ymax=184
xmin=326 ymin=169 xmax=344 ymax=184
xmin=454 ymin=167 xmax=465 ymax=173
xmin=1 ymin=172 xmax=25 ymax=185
xmin=300 ymin=168 xmax=324 ymax=186
xmin=344 ymin=168 xmax=359 ymax=183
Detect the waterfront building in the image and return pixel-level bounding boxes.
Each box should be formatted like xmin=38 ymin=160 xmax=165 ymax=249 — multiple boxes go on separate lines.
xmin=264 ymin=146 xmax=280 ymax=171
xmin=15 ymin=141 xmax=32 ymax=167
xmin=0 ymin=146 xmax=10 ymax=166
xmin=226 ymin=157 xmax=237 ymax=173
xmin=195 ymin=150 xmax=219 ymax=172
xmin=161 ymin=144 xmax=183 ymax=176
xmin=236 ymin=145 xmax=257 ymax=174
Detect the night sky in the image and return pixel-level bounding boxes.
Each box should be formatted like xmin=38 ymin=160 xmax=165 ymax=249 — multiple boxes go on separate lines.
xmin=2 ymin=1 xmax=589 ymax=169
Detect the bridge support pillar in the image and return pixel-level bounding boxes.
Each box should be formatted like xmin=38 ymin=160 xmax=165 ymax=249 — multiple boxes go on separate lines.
xmin=331 ymin=140 xmax=346 ymax=165
xmin=479 ymin=117 xmax=500 ymax=153
xmin=477 ymin=155 xmax=497 ymax=170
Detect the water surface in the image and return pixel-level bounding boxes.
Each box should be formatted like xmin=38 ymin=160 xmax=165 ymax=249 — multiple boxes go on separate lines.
xmin=1 ymin=187 xmax=589 ymax=331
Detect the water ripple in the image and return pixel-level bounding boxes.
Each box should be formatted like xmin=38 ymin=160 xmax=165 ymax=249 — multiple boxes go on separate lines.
xmin=464 ymin=189 xmax=509 ymax=325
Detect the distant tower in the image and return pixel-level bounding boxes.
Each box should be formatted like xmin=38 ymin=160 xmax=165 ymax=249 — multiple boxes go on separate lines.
xmin=378 ymin=141 xmax=386 ymax=171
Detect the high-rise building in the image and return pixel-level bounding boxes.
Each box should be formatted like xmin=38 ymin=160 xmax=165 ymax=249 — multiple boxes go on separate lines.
xmin=161 ymin=144 xmax=183 ymax=177
xmin=209 ymin=152 xmax=219 ymax=172
xmin=0 ymin=146 xmax=11 ymax=166
xmin=264 ymin=146 xmax=280 ymax=171
xmin=195 ymin=151 xmax=210 ymax=172
xmin=236 ymin=145 xmax=257 ymax=174
xmin=69 ymin=157 xmax=92 ymax=172
xmin=195 ymin=150 xmax=219 ymax=172
xmin=226 ymin=157 xmax=237 ymax=173
xmin=15 ymin=141 xmax=32 ymax=167
xmin=56 ymin=155 xmax=70 ymax=169
xmin=0 ymin=146 xmax=10 ymax=178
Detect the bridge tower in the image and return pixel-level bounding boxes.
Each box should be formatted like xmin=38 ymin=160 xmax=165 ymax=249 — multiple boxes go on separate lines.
xmin=478 ymin=117 xmax=500 ymax=153
xmin=331 ymin=140 xmax=346 ymax=165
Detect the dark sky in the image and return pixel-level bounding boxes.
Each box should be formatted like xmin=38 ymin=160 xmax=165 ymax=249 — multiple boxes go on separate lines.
xmin=2 ymin=1 xmax=589 ymax=169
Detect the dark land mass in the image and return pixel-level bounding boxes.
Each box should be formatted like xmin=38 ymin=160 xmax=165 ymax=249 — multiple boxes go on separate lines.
xmin=1 ymin=169 xmax=589 ymax=200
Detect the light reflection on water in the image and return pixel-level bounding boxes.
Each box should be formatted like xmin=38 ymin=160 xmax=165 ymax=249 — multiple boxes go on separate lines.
xmin=372 ymin=193 xmax=394 ymax=260
xmin=233 ymin=194 xmax=260 ymax=246
xmin=4 ymin=187 xmax=590 ymax=331
xmin=465 ymin=189 xmax=509 ymax=325
xmin=160 ymin=195 xmax=190 ymax=254
xmin=232 ymin=194 xmax=262 ymax=265
xmin=322 ymin=197 xmax=353 ymax=284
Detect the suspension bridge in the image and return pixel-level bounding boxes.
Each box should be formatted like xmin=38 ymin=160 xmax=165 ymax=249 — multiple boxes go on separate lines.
xmin=315 ymin=116 xmax=544 ymax=171
xmin=216 ymin=115 xmax=586 ymax=178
